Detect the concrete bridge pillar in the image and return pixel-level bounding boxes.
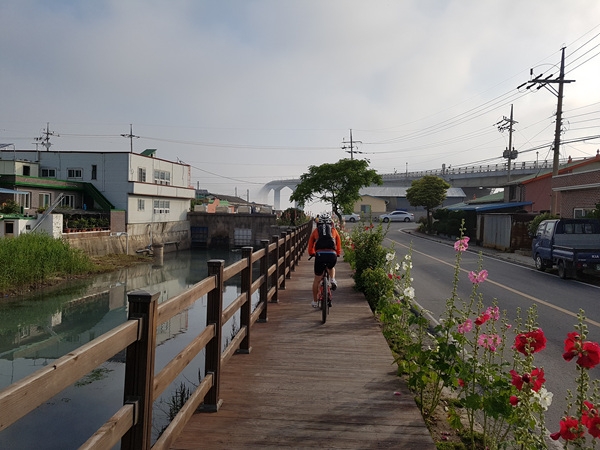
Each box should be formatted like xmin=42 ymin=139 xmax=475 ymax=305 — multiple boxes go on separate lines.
xmin=273 ymin=188 xmax=282 ymax=211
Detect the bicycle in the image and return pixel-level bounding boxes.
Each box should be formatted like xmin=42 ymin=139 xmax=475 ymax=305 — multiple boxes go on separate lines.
xmin=318 ymin=268 xmax=332 ymax=324
xmin=309 ymin=255 xmax=332 ymax=324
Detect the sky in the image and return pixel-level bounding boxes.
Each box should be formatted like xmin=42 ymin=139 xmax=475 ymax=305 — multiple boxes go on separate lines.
xmin=2 ymin=1 xmax=600 ymax=212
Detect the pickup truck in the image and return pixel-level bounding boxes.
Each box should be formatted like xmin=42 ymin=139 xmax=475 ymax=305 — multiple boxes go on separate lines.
xmin=532 ymin=218 xmax=600 ymax=279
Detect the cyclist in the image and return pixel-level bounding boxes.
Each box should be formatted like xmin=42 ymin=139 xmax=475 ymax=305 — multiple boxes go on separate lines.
xmin=308 ymin=213 xmax=342 ymax=308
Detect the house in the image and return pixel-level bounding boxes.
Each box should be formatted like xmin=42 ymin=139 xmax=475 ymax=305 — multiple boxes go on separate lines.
xmin=0 ymin=148 xmax=195 ymax=254
xmin=506 ymin=153 xmax=600 ymax=215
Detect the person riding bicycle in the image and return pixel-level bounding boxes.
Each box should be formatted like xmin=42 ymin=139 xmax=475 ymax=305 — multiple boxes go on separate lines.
xmin=308 ymin=213 xmax=342 ymax=308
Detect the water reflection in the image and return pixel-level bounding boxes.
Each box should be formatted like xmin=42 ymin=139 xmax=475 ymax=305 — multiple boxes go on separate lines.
xmin=0 ymin=248 xmax=251 ymax=449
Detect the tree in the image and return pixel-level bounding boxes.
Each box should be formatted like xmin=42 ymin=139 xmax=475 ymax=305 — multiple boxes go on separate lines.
xmin=406 ymin=175 xmax=450 ymax=232
xmin=290 ymin=159 xmax=382 ymax=223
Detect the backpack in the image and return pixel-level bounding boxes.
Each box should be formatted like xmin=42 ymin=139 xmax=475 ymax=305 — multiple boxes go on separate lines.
xmin=315 ymin=223 xmax=335 ymax=250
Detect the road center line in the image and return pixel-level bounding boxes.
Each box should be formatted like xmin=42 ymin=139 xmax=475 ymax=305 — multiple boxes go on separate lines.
xmin=387 ymin=238 xmax=600 ymax=329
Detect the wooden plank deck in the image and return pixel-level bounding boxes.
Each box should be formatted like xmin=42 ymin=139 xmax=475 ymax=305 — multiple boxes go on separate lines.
xmin=170 ymin=256 xmax=435 ymax=449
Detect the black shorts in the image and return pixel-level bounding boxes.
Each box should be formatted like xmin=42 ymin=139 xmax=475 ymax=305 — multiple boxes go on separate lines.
xmin=314 ymin=252 xmax=337 ymax=276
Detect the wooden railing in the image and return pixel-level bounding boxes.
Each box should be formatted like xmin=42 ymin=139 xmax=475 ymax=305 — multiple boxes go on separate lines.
xmin=0 ymin=222 xmax=312 ymax=450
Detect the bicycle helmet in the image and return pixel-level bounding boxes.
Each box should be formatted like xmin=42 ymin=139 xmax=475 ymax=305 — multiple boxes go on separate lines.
xmin=319 ymin=213 xmax=332 ymax=224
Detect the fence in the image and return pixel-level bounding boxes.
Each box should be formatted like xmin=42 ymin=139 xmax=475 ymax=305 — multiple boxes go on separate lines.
xmin=0 ymin=222 xmax=312 ymax=450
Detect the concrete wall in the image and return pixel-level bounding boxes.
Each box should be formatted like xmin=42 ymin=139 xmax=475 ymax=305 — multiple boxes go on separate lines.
xmin=188 ymin=212 xmax=277 ymax=248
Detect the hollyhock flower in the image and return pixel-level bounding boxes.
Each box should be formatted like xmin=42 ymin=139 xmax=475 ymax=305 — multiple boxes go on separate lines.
xmin=475 ymin=313 xmax=491 ymax=326
xmin=510 ymin=367 xmax=545 ymax=392
xmin=587 ymin=416 xmax=600 ymax=438
xmin=477 ymin=334 xmax=502 ymax=352
xmin=533 ymin=387 xmax=553 ymax=411
xmin=581 ymin=400 xmax=598 ymax=427
xmin=386 ymin=252 xmax=396 ymax=262
xmin=485 ymin=306 xmax=500 ymax=321
xmin=403 ymin=287 xmax=415 ymax=300
xmin=468 ymin=269 xmax=488 ymax=284
xmin=509 ymin=395 xmax=519 ymax=406
xmin=458 ymin=379 xmax=465 ymax=388
xmin=388 ymin=273 xmax=394 ymax=279
xmin=457 ymin=319 xmax=473 ymax=334
xmin=454 ymin=237 xmax=470 ymax=252
xmin=550 ymin=417 xmax=584 ymax=441
xmin=514 ymin=328 xmax=547 ymax=355
xmin=563 ymin=332 xmax=600 ymax=369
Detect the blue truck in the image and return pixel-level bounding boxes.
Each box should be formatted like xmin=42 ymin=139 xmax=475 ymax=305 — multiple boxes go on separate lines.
xmin=532 ymin=218 xmax=600 ymax=279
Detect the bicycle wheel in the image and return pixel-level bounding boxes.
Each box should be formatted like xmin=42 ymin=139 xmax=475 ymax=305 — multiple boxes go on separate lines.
xmin=321 ymin=275 xmax=329 ymax=324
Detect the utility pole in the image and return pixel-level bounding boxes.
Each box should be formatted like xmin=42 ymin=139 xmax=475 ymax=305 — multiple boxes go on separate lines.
xmin=341 ymin=129 xmax=362 ymax=160
xmin=517 ymin=47 xmax=574 ymax=213
xmin=35 ymin=122 xmax=58 ymax=151
xmin=496 ymin=104 xmax=518 ymax=184
xmin=121 ymin=124 xmax=139 ymax=153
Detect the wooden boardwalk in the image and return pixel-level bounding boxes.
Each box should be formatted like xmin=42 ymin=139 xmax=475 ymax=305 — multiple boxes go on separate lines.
xmin=170 ymin=256 xmax=435 ymax=449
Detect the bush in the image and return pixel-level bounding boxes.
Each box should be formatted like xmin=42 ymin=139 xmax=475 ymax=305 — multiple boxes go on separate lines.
xmin=360 ymin=267 xmax=394 ymax=310
xmin=277 ymin=207 xmax=309 ymax=226
xmin=0 ymin=199 xmax=20 ymax=214
xmin=346 ymin=223 xmax=390 ymax=293
xmin=527 ymin=212 xmax=559 ymax=235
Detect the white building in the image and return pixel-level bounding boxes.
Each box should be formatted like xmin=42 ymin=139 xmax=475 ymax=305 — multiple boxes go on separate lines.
xmin=0 ymin=148 xmax=195 ymax=253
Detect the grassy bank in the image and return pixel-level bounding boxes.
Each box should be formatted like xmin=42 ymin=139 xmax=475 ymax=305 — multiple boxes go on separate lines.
xmin=0 ymin=233 xmax=148 ymax=296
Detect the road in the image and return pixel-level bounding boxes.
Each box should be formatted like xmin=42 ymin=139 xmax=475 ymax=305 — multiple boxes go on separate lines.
xmin=355 ymin=222 xmax=600 ymax=437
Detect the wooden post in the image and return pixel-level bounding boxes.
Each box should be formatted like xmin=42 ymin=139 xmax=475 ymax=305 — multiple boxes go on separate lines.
xmin=203 ymin=259 xmax=224 ymax=412
xmin=122 ymin=290 xmax=159 ymax=450
xmin=259 ymin=239 xmax=270 ymax=322
xmin=239 ymin=247 xmax=253 ymax=353
xmin=289 ymin=227 xmax=297 ymax=272
xmin=271 ymin=235 xmax=279 ymax=302
xmin=280 ymin=231 xmax=288 ymax=287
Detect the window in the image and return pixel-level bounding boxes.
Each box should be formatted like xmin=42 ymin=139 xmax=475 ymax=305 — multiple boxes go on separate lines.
xmin=154 ymin=170 xmax=171 ymax=185
xmin=574 ymin=208 xmax=593 ymax=218
xmin=41 ymin=168 xmax=56 ymax=178
xmin=67 ymin=168 xmax=83 ymax=179
xmin=91 ymin=165 xmax=97 ymax=180
xmin=18 ymin=192 xmax=30 ymax=209
xmin=39 ymin=193 xmax=51 ymax=208
xmin=5 ymin=222 xmax=14 ymax=234
xmin=153 ymin=200 xmax=170 ymax=214
xmin=138 ymin=199 xmax=145 ymax=211
xmin=23 ymin=166 xmax=31 ymax=176
xmin=61 ymin=195 xmax=75 ymax=208
xmin=138 ymin=168 xmax=147 ymax=182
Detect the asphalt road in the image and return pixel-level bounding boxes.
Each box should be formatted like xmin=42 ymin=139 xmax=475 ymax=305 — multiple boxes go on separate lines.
xmin=348 ymin=221 xmax=600 ymax=439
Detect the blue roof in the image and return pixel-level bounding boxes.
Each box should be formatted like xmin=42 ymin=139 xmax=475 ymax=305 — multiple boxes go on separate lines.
xmin=0 ymin=187 xmax=27 ymax=194
xmin=445 ymin=201 xmax=532 ymax=212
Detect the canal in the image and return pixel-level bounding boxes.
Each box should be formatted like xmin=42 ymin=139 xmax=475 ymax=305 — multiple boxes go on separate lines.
xmin=0 ymin=248 xmax=251 ymax=449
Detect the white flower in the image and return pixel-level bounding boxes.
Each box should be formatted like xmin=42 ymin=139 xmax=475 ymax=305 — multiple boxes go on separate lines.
xmin=386 ymin=252 xmax=396 ymax=262
xmin=402 ymin=261 xmax=413 ymax=270
xmin=403 ymin=287 xmax=415 ymax=299
xmin=394 ymin=263 xmax=400 ymax=271
xmin=533 ymin=387 xmax=553 ymax=411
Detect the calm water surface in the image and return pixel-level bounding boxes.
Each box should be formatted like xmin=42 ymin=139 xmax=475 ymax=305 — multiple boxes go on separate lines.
xmin=0 ymin=248 xmax=255 ymax=449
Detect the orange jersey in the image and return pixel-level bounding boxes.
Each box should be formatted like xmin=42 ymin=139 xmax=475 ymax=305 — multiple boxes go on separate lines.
xmin=308 ymin=226 xmax=342 ymax=256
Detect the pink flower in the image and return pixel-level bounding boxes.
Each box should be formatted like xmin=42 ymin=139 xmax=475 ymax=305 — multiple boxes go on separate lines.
xmin=468 ymin=269 xmax=488 ymax=284
xmin=485 ymin=306 xmax=500 ymax=321
xmin=457 ymin=319 xmax=473 ymax=334
xmin=477 ymin=334 xmax=502 ymax=352
xmin=454 ymin=237 xmax=470 ymax=252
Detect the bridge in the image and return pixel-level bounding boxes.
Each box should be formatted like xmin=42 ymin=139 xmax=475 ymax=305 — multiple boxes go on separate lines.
xmin=259 ymin=159 xmax=557 ymax=209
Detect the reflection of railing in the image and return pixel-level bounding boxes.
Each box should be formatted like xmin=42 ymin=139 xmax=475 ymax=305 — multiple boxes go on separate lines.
xmin=0 ymin=222 xmax=312 ymax=450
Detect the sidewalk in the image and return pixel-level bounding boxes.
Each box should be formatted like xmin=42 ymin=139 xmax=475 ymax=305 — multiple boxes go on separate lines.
xmin=171 ymin=256 xmax=436 ymax=449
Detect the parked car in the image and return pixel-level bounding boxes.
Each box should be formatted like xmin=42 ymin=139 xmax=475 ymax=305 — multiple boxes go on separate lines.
xmin=532 ymin=218 xmax=600 ymax=279
xmin=379 ymin=210 xmax=414 ymax=223
xmin=342 ymin=213 xmax=361 ymax=222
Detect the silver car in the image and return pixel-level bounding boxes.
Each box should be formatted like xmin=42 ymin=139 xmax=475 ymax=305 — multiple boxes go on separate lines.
xmin=379 ymin=211 xmax=414 ymax=223
xmin=342 ymin=213 xmax=361 ymax=222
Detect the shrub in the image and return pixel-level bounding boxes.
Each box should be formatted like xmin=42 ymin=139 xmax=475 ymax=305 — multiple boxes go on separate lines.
xmin=527 ymin=212 xmax=559 ymax=235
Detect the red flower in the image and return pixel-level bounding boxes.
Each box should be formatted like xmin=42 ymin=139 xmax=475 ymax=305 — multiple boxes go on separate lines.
xmin=562 ymin=331 xmax=600 ymax=369
xmin=582 ymin=401 xmax=599 ymax=428
xmin=458 ymin=378 xmax=465 ymax=388
xmin=514 ymin=328 xmax=547 ymax=355
xmin=510 ymin=367 xmax=545 ymax=392
xmin=587 ymin=416 xmax=600 ymax=438
xmin=509 ymin=395 xmax=519 ymax=406
xmin=550 ymin=417 xmax=584 ymax=441
xmin=475 ymin=313 xmax=490 ymax=326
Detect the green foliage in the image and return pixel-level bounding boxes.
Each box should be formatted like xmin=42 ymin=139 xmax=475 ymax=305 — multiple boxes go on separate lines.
xmin=0 ymin=233 xmax=93 ymax=294
xmin=0 ymin=199 xmax=21 ymax=214
xmin=290 ymin=158 xmax=382 ymax=223
xmin=406 ymin=176 xmax=451 ymax=231
xmin=585 ymin=202 xmax=600 ymax=218
xmin=277 ymin=207 xmax=308 ymax=226
xmin=527 ymin=212 xmax=559 ymax=235
xmin=344 ymin=223 xmax=389 ymax=295
xmin=360 ymin=267 xmax=394 ymax=310
xmin=432 ymin=209 xmax=468 ymax=236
